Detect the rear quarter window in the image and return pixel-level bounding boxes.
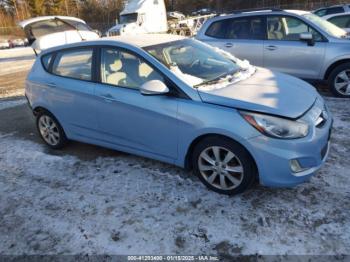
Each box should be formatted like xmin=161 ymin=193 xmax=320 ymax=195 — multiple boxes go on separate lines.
xmin=52 ymin=48 xmax=93 ymax=81
xmin=205 ymin=20 xmax=228 ymax=38
xmin=41 ymin=54 xmax=53 ymax=71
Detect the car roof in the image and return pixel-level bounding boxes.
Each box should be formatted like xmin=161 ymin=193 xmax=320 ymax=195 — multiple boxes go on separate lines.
xmin=208 ymin=9 xmax=309 ymax=21
xmin=103 ymin=34 xmax=186 ymax=47
xmin=40 ymin=34 xmax=186 ymax=55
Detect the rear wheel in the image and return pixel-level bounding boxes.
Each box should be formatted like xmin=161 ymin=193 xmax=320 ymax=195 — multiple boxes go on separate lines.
xmin=328 ymin=62 xmax=350 ymax=97
xmin=36 ymin=110 xmax=67 ymax=149
xmin=192 ymin=137 xmax=257 ymax=195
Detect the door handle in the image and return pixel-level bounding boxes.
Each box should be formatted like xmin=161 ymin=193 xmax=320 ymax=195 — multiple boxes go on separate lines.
xmin=266 ymin=45 xmax=277 ymax=51
xmin=225 ymin=43 xmax=234 ymax=48
xmin=46 ymin=82 xmax=57 ymax=88
xmin=100 ymin=93 xmax=116 ymax=102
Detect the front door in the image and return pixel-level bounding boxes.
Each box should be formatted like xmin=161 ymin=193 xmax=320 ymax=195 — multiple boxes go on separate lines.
xmin=263 ymin=15 xmax=326 ymax=79
xmin=94 ymin=47 xmax=179 ymax=160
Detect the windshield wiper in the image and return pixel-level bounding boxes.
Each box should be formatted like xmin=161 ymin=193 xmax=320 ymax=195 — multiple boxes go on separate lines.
xmin=194 ymin=68 xmax=240 ymax=88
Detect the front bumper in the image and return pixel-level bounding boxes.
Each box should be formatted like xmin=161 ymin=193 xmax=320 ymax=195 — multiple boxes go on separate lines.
xmin=246 ymin=116 xmax=333 ymax=188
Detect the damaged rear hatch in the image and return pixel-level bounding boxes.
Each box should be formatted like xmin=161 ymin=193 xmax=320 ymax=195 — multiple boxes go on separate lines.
xmin=18 ymin=16 xmax=99 ymax=53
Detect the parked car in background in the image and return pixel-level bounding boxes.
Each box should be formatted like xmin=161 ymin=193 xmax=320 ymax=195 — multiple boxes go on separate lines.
xmin=18 ymin=16 xmax=99 ymax=52
xmin=0 ymin=40 xmax=10 ymax=49
xmin=25 ymin=34 xmax=332 ymax=195
xmin=192 ymin=8 xmax=216 ymax=16
xmin=313 ymin=4 xmax=350 ymax=17
xmin=196 ymin=9 xmax=350 ymax=97
xmin=8 ymin=38 xmax=26 ymax=48
xmin=324 ymin=13 xmax=350 ymax=32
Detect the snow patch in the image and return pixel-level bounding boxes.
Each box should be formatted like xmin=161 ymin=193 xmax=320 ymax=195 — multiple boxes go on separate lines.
xmin=0 ymin=98 xmax=26 ymax=110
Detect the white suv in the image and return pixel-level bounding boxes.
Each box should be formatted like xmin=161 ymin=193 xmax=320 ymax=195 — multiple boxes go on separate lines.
xmin=196 ymin=9 xmax=350 ymax=97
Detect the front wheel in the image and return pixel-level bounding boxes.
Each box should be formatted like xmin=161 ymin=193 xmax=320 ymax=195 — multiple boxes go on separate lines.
xmin=192 ymin=137 xmax=257 ymax=195
xmin=328 ymin=63 xmax=350 ymax=97
xmin=36 ymin=111 xmax=67 ymax=149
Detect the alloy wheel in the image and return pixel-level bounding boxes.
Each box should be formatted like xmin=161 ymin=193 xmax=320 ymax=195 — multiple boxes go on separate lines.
xmin=38 ymin=115 xmax=60 ymax=146
xmin=334 ymin=70 xmax=350 ymax=96
xmin=198 ymin=146 xmax=244 ymax=190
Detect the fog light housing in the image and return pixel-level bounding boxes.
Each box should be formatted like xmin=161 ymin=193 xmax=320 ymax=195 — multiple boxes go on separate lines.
xmin=290 ymin=159 xmax=309 ymax=173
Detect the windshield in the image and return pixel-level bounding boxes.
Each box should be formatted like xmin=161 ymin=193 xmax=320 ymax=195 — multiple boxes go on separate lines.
xmin=143 ymin=39 xmax=240 ymax=85
xmin=303 ymin=13 xmax=346 ymax=38
xmin=120 ymin=13 xmax=138 ymax=24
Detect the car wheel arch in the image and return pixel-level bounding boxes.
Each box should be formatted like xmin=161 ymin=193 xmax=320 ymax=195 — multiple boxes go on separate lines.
xmin=324 ymin=58 xmax=350 ymax=80
xmin=184 ymin=133 xmax=259 ymax=177
xmin=32 ymin=106 xmax=67 ymax=133
xmin=33 ymin=106 xmax=54 ymax=117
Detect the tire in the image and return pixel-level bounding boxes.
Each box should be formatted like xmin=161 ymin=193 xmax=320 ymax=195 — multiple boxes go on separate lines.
xmin=36 ymin=110 xmax=67 ymax=149
xmin=328 ymin=62 xmax=350 ymax=97
xmin=192 ymin=136 xmax=257 ymax=195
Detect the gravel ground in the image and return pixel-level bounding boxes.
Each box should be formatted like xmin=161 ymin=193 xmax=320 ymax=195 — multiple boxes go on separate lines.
xmin=0 ymin=48 xmax=349 ymax=258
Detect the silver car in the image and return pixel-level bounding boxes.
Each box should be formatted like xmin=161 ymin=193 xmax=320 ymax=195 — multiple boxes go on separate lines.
xmin=196 ymin=9 xmax=350 ymax=97
xmin=313 ymin=4 xmax=350 ymax=17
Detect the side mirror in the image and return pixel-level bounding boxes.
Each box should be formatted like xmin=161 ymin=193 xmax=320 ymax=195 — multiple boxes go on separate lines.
xmin=140 ymin=80 xmax=169 ymax=95
xmin=300 ymin=33 xmax=315 ymax=46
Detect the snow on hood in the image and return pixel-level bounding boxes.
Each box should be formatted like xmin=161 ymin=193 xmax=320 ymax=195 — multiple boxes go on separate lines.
xmin=198 ymin=68 xmax=318 ymax=119
xmin=170 ymin=65 xmax=203 ymax=86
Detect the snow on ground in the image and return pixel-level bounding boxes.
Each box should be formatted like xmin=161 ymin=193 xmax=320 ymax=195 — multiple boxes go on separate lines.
xmin=0 ymin=47 xmax=34 ymax=98
xmin=0 ymin=47 xmax=34 ymax=76
xmin=0 ymin=98 xmax=26 ymax=110
xmin=0 ymin=97 xmax=349 ymax=256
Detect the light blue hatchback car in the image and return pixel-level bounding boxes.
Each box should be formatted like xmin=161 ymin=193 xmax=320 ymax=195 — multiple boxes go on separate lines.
xmin=25 ymin=34 xmax=333 ymax=195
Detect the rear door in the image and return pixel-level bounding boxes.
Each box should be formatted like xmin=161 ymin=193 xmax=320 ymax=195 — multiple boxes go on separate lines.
xmin=201 ymin=16 xmax=265 ymax=66
xmin=45 ymin=47 xmax=99 ymax=138
xmin=263 ymin=15 xmax=326 ymax=79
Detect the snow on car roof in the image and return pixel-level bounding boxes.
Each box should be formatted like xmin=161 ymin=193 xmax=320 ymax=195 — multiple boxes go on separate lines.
xmin=104 ymin=34 xmax=186 ymax=47
xmin=285 ymin=10 xmax=310 ymax=15
xmin=18 ymin=16 xmax=86 ymax=28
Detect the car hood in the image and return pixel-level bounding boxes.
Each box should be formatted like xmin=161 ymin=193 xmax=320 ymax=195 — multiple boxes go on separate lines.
xmin=197 ymin=68 xmax=317 ymax=119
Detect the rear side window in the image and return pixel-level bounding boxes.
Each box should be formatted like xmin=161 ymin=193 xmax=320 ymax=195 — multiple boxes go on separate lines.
xmin=328 ymin=15 xmax=350 ymax=28
xmin=226 ymin=17 xmax=265 ymax=40
xmin=325 ymin=7 xmax=345 ymax=15
xmin=52 ymin=49 xmax=93 ymax=81
xmin=205 ymin=20 xmax=228 ymax=38
xmin=41 ymin=54 xmax=53 ymax=71
xmin=205 ymin=17 xmax=265 ymax=40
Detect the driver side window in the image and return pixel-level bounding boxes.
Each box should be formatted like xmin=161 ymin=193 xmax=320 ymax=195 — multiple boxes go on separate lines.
xmin=100 ymin=47 xmax=164 ymax=89
xmin=267 ymin=16 xmax=323 ymax=42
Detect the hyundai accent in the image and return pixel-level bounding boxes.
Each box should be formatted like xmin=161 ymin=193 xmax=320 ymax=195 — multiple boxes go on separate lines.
xmin=25 ymin=34 xmax=332 ymax=195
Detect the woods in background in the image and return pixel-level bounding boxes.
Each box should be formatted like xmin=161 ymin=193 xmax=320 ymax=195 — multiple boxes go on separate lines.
xmin=0 ymin=0 xmax=349 ymax=35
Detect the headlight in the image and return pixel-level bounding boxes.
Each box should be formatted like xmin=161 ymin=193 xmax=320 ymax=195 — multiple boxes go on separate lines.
xmin=240 ymin=111 xmax=309 ymax=139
